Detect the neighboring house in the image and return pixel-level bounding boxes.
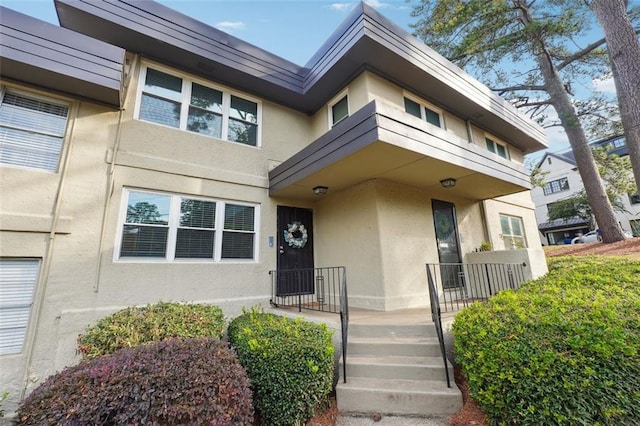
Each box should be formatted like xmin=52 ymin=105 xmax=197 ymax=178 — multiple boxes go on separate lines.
xmin=0 ymin=0 xmax=548 ymax=413
xmin=532 ymin=135 xmax=640 ymax=245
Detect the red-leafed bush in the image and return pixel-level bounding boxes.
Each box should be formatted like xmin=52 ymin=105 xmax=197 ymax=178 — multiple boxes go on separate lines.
xmin=17 ymin=338 xmax=253 ymax=425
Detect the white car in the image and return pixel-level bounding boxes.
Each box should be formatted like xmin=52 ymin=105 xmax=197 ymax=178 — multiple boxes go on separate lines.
xmin=572 ymin=230 xmax=600 ymax=244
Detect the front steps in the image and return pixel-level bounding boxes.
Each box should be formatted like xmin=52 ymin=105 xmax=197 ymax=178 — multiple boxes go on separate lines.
xmin=336 ymin=322 xmax=463 ymax=417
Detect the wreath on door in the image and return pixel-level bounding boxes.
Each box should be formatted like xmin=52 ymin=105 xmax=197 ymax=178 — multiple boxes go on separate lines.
xmin=284 ymin=221 xmax=308 ymax=248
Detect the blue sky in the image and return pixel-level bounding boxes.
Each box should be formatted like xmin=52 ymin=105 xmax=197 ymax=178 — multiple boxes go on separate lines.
xmin=1 ymin=0 xmax=416 ymax=65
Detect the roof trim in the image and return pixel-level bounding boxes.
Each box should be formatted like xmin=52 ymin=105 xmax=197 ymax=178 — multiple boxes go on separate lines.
xmin=0 ymin=6 xmax=125 ymax=107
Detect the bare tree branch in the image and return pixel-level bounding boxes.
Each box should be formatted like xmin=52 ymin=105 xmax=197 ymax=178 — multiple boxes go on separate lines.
xmin=490 ymin=84 xmax=546 ymax=92
xmin=556 ymin=27 xmax=640 ymax=71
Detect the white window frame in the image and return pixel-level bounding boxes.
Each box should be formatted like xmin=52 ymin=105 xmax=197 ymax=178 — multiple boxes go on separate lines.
xmin=134 ymin=63 xmax=262 ymax=147
xmin=0 ymin=258 xmax=40 ymax=355
xmin=485 ymin=134 xmax=510 ymax=159
xmin=403 ymin=93 xmax=446 ymax=129
xmin=500 ymin=214 xmax=527 ymax=250
xmin=114 ymin=188 xmax=259 ymax=263
xmin=328 ymin=89 xmax=349 ymax=128
xmin=0 ymin=87 xmax=70 ymax=173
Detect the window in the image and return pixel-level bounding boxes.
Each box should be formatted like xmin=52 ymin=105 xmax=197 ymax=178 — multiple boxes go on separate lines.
xmin=629 ymin=192 xmax=640 ymax=205
xmin=138 ymin=66 xmax=260 ymax=146
xmin=0 ymin=89 xmax=69 ymax=172
xmin=403 ymin=96 xmax=442 ymax=128
xmin=0 ymin=258 xmax=39 ymax=355
xmin=329 ymin=93 xmax=349 ymax=127
xmin=486 ymin=137 xmax=509 ymax=159
xmin=118 ymin=189 xmax=257 ymax=261
xmin=543 ymin=178 xmax=570 ymax=195
xmin=500 ymin=215 xmax=527 ymax=250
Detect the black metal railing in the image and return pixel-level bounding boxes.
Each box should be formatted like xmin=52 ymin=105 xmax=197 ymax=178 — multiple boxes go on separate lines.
xmin=426 ymin=262 xmax=527 ymax=387
xmin=426 ymin=262 xmax=527 ymax=314
xmin=426 ymin=264 xmax=451 ymax=388
xmin=269 ymin=266 xmax=349 ymax=383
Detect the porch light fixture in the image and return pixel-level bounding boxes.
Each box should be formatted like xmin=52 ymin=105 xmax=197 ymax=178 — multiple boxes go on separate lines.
xmin=440 ymin=177 xmax=457 ymax=189
xmin=313 ymin=186 xmax=328 ymax=195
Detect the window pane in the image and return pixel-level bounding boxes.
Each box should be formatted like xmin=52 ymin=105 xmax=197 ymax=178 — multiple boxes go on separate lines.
xmin=404 ymin=98 xmax=421 ymax=118
xmin=486 ymin=138 xmax=496 ymax=153
xmin=175 ymin=229 xmax=214 ymax=258
xmin=191 ymin=84 xmax=222 ymax=112
xmin=500 ymin=215 xmax=511 ymax=235
xmin=1 ymin=93 xmax=68 ymax=135
xmin=425 ymin=108 xmax=441 ymax=127
xmin=230 ymin=96 xmax=257 ymax=124
xmin=510 ymin=217 xmax=523 ymax=236
xmin=139 ymin=94 xmax=180 ymax=128
xmin=126 ymin=192 xmax=170 ymax=225
xmin=228 ymin=119 xmax=257 ymax=146
xmin=121 ymin=225 xmax=168 ymax=257
xmin=180 ymin=199 xmax=216 ymax=228
xmin=0 ymin=127 xmax=63 ymax=172
xmin=144 ymin=68 xmax=182 ymax=101
xmin=496 ymin=144 xmax=507 ymax=158
xmin=0 ymin=92 xmax=68 ymax=172
xmin=187 ymin=108 xmax=222 ymax=137
xmin=332 ymin=96 xmax=348 ymax=125
xmin=224 ymin=204 xmax=255 ymax=231
xmin=0 ymin=259 xmax=39 ymax=355
xmin=222 ymin=232 xmax=254 ymax=259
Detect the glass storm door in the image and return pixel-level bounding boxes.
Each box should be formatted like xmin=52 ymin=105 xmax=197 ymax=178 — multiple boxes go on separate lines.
xmin=432 ymin=200 xmax=463 ymax=289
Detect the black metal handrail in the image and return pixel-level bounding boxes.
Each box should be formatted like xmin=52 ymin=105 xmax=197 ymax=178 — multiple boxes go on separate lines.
xmin=426 ymin=265 xmax=451 ymax=388
xmin=426 ymin=262 xmax=527 ymax=314
xmin=426 ymin=262 xmax=528 ymax=387
xmin=269 ymin=266 xmax=349 ymax=383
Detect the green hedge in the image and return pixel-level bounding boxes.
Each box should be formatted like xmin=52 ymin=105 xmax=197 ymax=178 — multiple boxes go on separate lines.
xmin=17 ymin=338 xmax=253 ymax=425
xmin=453 ymin=256 xmax=640 ymax=425
xmin=77 ymin=302 xmax=226 ymax=360
xmin=228 ymin=308 xmax=334 ymax=425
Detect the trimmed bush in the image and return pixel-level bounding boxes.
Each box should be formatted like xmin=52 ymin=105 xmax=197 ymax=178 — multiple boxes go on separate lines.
xmin=77 ymin=301 xmax=225 ymax=359
xmin=454 ymin=256 xmax=640 ymax=425
xmin=228 ymin=308 xmax=334 ymax=425
xmin=17 ymin=338 xmax=253 ymax=425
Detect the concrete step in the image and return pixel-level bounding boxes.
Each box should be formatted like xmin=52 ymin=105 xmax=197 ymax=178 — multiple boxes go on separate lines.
xmin=336 ymin=376 xmax=463 ymax=416
xmin=348 ymin=322 xmax=437 ymax=339
xmin=341 ymin=355 xmax=452 ymax=381
xmin=347 ymin=336 xmax=442 ymax=357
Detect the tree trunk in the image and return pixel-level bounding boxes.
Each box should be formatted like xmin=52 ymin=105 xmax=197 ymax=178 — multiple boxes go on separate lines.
xmin=590 ymin=0 xmax=640 ymax=192
xmin=516 ymin=1 xmax=626 ymax=243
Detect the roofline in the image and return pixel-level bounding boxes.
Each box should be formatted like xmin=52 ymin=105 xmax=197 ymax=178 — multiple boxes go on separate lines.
xmin=54 ymin=0 xmax=547 ymax=153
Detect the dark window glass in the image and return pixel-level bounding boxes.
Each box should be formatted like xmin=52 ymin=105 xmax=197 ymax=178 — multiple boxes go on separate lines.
xmin=404 ymin=97 xmax=421 ymax=118
xmin=332 ymin=96 xmax=348 ymax=126
xmin=425 ymin=107 xmax=441 ymax=127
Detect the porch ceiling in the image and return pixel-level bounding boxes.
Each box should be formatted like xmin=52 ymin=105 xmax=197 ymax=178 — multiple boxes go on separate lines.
xmin=269 ymin=101 xmax=530 ymax=201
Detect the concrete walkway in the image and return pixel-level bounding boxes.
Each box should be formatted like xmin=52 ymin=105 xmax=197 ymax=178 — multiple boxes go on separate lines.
xmin=336 ymin=414 xmax=451 ymax=425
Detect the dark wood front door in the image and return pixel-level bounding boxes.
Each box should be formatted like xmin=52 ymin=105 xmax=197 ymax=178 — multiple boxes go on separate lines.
xmin=276 ymin=206 xmax=314 ymax=296
xmin=432 ymin=200 xmax=463 ymax=289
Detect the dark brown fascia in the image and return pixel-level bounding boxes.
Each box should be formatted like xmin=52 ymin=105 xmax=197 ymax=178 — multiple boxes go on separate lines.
xmin=53 ymin=0 xmax=546 ymax=154
xmin=0 ymin=6 xmax=125 ymax=107
xmin=269 ymin=100 xmax=532 ymax=196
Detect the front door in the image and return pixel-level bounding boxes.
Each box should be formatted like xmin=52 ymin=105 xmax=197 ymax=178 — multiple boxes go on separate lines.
xmin=432 ymin=200 xmax=463 ymax=289
xmin=276 ymin=206 xmax=314 ymax=296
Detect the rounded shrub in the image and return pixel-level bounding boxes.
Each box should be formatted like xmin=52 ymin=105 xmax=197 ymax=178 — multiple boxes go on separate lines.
xmin=228 ymin=308 xmax=334 ymax=425
xmin=17 ymin=338 xmax=253 ymax=425
xmin=453 ymin=256 xmax=640 ymax=425
xmin=77 ymin=301 xmax=225 ymax=359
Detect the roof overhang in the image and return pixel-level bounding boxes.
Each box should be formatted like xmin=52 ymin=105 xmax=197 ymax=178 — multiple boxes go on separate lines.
xmin=55 ymin=0 xmax=547 ymax=154
xmin=0 ymin=7 xmax=125 ymax=107
xmin=270 ymin=100 xmax=532 ymax=201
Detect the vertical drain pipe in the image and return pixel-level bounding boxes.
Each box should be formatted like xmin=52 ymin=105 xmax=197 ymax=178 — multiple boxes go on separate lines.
xmin=21 ymin=102 xmax=79 ymax=399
